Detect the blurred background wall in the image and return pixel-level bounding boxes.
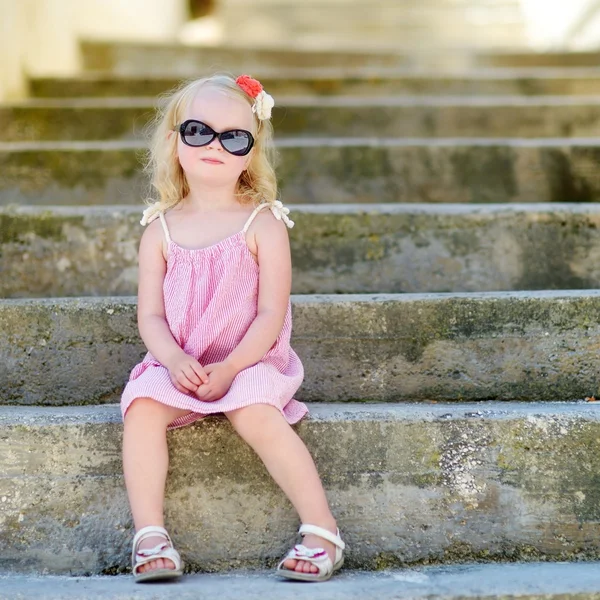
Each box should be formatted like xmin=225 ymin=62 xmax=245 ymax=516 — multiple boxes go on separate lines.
xmin=0 ymin=0 xmax=188 ymax=100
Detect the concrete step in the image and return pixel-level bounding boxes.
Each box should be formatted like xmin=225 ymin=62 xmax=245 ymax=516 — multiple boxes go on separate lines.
xmin=215 ymin=2 xmax=524 ymax=21
xmin=217 ymin=0 xmax=522 ymax=6
xmin=2 ymin=138 xmax=600 ymax=206
xmin=12 ymin=96 xmax=600 ymax=141
xmin=1 ymin=402 xmax=600 ymax=574
xmin=213 ymin=3 xmax=526 ymax=48
xmin=208 ymin=28 xmax=525 ymax=52
xmin=218 ymin=0 xmax=522 ymax=5
xmin=4 ymin=203 xmax=600 ymax=298
xmin=29 ymin=69 xmax=600 ymax=98
xmin=88 ymin=43 xmax=600 ymax=75
xmin=3 ymin=563 xmax=600 ymax=599
xmin=80 ymin=41 xmax=407 ymax=74
xmin=476 ymin=51 xmax=600 ymax=69
xmin=2 ymin=291 xmax=600 ymax=406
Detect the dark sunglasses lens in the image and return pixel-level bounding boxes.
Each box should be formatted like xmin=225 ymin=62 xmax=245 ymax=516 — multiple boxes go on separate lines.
xmin=182 ymin=121 xmax=214 ymax=146
xmin=220 ymin=130 xmax=253 ymax=155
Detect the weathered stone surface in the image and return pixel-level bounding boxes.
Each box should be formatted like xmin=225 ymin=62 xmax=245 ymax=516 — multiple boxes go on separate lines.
xmin=476 ymin=51 xmax=600 ymax=69
xmin=8 ymin=97 xmax=600 ymax=141
xmin=80 ymin=41 xmax=407 ymax=74
xmin=30 ymin=70 xmax=600 ymax=98
xmin=3 ymin=140 xmax=600 ymax=205
xmin=215 ymin=1 xmax=523 ymax=27
xmin=4 ymin=204 xmax=600 ymax=297
xmin=1 ymin=403 xmax=600 ymax=574
xmin=0 ymin=141 xmax=146 ymax=206
xmin=4 ymin=563 xmax=600 ymax=600
xmin=2 ymin=292 xmax=600 ymax=405
xmin=213 ymin=1 xmax=525 ymax=49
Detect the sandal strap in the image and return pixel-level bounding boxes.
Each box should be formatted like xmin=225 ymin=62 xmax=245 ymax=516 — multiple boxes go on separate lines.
xmin=131 ymin=525 xmax=177 ymax=569
xmin=133 ymin=546 xmax=182 ymax=575
xmin=277 ymin=544 xmax=333 ymax=577
xmin=136 ymin=542 xmax=170 ymax=558
xmin=133 ymin=525 xmax=172 ymax=549
xmin=299 ymin=524 xmax=345 ymax=550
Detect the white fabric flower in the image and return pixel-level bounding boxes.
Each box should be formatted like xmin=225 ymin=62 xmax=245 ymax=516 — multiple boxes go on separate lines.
xmin=270 ymin=200 xmax=294 ymax=228
xmin=253 ymin=91 xmax=275 ymax=121
xmin=140 ymin=201 xmax=163 ymax=226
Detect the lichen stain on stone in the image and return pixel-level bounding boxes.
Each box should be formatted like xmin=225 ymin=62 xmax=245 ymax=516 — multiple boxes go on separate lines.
xmin=439 ymin=422 xmax=490 ymax=508
xmin=0 ymin=212 xmax=69 ymax=244
xmin=55 ymin=257 xmax=72 ymax=273
xmin=449 ymin=145 xmax=517 ymax=202
xmin=365 ymin=234 xmax=386 ymax=261
xmin=541 ymin=147 xmax=595 ymax=203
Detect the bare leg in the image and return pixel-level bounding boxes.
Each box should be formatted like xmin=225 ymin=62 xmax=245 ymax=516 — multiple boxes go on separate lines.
xmin=225 ymin=404 xmax=338 ymax=574
xmin=123 ymin=397 xmax=192 ymax=574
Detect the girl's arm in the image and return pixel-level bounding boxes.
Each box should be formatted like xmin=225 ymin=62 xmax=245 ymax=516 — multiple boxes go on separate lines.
xmin=137 ymin=220 xmax=208 ymax=390
xmin=224 ymin=211 xmax=293 ymax=373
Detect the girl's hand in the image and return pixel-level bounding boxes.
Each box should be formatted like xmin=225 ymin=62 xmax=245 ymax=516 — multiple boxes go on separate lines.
xmin=165 ymin=352 xmax=209 ymax=394
xmin=195 ymin=361 xmax=238 ymax=402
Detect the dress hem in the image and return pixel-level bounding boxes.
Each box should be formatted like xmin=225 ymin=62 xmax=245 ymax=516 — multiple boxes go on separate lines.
xmin=121 ymin=392 xmax=309 ymax=431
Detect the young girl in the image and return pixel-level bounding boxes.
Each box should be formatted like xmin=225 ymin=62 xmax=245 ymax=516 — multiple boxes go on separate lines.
xmin=120 ymin=73 xmax=345 ymax=584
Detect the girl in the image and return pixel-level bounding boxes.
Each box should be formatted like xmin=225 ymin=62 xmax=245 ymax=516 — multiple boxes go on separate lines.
xmin=120 ymin=73 xmax=345 ymax=584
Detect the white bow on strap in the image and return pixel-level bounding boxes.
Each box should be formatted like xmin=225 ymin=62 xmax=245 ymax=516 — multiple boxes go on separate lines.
xmin=140 ymin=201 xmax=163 ymax=226
xmin=270 ymin=200 xmax=295 ymax=229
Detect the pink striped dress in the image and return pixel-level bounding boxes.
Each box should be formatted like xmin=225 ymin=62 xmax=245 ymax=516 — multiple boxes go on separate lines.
xmin=120 ymin=202 xmax=308 ymax=430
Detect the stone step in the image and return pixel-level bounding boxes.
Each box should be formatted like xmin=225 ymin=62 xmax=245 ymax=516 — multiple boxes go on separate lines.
xmin=9 ymin=96 xmax=600 ymax=142
xmin=80 ymin=41 xmax=408 ymax=74
xmin=1 ymin=402 xmax=600 ymax=574
xmin=29 ymin=69 xmax=600 ymax=98
xmin=5 ymin=564 xmax=600 ymax=600
xmin=4 ymin=204 xmax=600 ymax=299
xmin=213 ymin=4 xmax=525 ymax=48
xmin=476 ymin=51 xmax=600 ymax=69
xmin=211 ymin=24 xmax=524 ymax=48
xmin=3 ymin=563 xmax=600 ymax=599
xmin=215 ymin=1 xmax=523 ymax=19
xmin=217 ymin=0 xmax=522 ymax=5
xmin=218 ymin=0 xmax=522 ymax=5
xmin=88 ymin=43 xmax=600 ymax=75
xmin=2 ymin=139 xmax=600 ymax=206
xmin=2 ymin=291 xmax=600 ymax=406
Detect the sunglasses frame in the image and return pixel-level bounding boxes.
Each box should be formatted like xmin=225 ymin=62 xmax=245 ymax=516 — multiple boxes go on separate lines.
xmin=175 ymin=119 xmax=255 ymax=156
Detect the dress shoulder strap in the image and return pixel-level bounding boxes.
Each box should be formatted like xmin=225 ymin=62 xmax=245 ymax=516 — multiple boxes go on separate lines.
xmin=157 ymin=212 xmax=172 ymax=244
xmin=140 ymin=201 xmax=171 ymax=244
xmin=242 ymin=200 xmax=295 ymax=232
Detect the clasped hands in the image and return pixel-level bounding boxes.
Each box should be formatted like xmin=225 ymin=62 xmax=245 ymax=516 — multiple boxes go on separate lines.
xmin=165 ymin=351 xmax=238 ymax=402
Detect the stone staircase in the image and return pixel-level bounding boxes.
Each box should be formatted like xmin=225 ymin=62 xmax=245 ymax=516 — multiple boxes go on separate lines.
xmin=212 ymin=0 xmax=528 ymax=50
xmin=3 ymin=0 xmax=600 ymax=597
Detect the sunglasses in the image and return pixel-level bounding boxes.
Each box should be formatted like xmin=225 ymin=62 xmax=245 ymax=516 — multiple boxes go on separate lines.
xmin=175 ymin=119 xmax=255 ymax=156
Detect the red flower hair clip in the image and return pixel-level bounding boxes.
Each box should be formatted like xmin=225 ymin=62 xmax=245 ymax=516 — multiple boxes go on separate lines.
xmin=236 ymin=74 xmax=274 ymax=120
xmin=236 ymin=75 xmax=263 ymax=98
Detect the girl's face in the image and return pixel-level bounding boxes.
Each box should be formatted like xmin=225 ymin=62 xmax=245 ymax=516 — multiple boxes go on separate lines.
xmin=176 ymin=87 xmax=255 ymax=189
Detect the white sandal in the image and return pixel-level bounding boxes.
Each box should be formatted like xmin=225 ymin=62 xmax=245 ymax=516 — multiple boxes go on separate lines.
xmin=131 ymin=525 xmax=184 ymax=583
xmin=276 ymin=524 xmax=345 ymax=582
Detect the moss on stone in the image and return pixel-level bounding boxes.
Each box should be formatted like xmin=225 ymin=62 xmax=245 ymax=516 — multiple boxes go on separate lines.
xmin=0 ymin=212 xmax=67 ymax=244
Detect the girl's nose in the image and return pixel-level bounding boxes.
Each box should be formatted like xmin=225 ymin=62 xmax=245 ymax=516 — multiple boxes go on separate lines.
xmin=206 ymin=137 xmax=222 ymax=151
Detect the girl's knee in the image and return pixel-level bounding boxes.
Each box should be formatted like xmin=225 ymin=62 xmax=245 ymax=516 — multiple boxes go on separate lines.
xmin=124 ymin=397 xmax=189 ymax=427
xmin=226 ymin=403 xmax=284 ymax=442
xmin=126 ymin=397 xmax=162 ymax=417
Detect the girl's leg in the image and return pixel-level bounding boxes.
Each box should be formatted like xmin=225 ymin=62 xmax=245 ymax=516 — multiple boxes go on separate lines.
xmin=225 ymin=404 xmax=338 ymax=575
xmin=123 ymin=397 xmax=192 ymax=574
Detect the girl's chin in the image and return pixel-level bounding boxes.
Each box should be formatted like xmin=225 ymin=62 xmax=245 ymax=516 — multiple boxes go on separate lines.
xmin=184 ymin=170 xmax=242 ymax=185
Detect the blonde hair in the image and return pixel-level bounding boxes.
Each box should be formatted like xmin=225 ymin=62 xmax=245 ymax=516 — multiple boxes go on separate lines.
xmin=142 ymin=73 xmax=278 ymax=212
